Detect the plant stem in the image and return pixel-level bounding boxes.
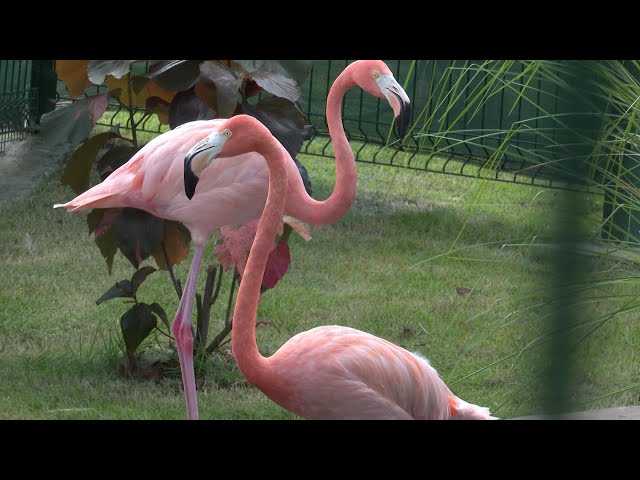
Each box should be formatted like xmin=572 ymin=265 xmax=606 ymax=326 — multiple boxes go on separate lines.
xmin=206 ymin=271 xmax=238 ymax=354
xmin=161 ymin=241 xmax=183 ymax=300
xmin=225 ymin=272 xmax=239 ymax=327
xmin=154 ymin=326 xmax=173 ymax=340
xmin=210 ymin=265 xmax=224 ymax=309
xmin=196 ymin=266 xmax=219 ymax=348
xmin=126 ymin=73 xmax=138 ymax=149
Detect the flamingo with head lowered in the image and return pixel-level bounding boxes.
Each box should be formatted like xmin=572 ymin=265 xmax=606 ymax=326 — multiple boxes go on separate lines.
xmin=191 ymin=114 xmax=496 ymax=419
xmin=54 ymin=60 xmax=411 ymax=420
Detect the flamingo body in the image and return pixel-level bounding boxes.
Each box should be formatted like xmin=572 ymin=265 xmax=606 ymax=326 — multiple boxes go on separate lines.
xmin=245 ymin=325 xmax=493 ymax=420
xmin=201 ymin=115 xmax=496 ymax=421
xmin=55 ymin=120 xmax=303 ymax=245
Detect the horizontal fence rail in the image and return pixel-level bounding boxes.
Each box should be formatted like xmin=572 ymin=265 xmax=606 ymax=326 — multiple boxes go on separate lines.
xmin=53 ymin=60 xmax=596 ymax=193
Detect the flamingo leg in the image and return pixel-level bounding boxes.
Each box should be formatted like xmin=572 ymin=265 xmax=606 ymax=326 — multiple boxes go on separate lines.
xmin=170 ymin=243 xmax=204 ymax=420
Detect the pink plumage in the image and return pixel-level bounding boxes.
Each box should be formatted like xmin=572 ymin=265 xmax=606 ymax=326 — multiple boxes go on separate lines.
xmin=55 ymin=60 xmax=415 ymax=420
xmin=214 ymin=116 xmax=496 ymax=421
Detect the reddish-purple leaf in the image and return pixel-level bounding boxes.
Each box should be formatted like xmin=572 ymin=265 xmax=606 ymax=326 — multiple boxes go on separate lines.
xmin=94 ymin=208 xmax=124 ymax=238
xmin=249 ymin=71 xmax=300 ymax=102
xmin=40 ymin=93 xmax=110 ymax=147
xmin=106 ymin=76 xmax=175 ymax=109
xmin=88 ymin=93 xmax=109 ymax=123
xmin=131 ymin=266 xmax=157 ymax=294
xmin=97 ymin=145 xmax=137 ymax=181
xmin=145 ymin=60 xmax=201 ymax=92
xmin=120 ymin=304 xmax=157 ymax=353
xmin=112 ymin=208 xmax=165 ymax=269
xmin=242 ymin=97 xmax=312 ymax=160
xmin=96 ymin=280 xmax=135 ymax=305
xmin=145 ymin=96 xmax=171 ymax=125
xmin=214 ymin=220 xmax=259 ymax=273
xmin=244 ymin=80 xmax=263 ymax=98
xmin=168 ymin=89 xmax=216 ymax=129
xmin=152 ymin=221 xmax=191 ymax=270
xmin=88 ymin=60 xmax=136 ymax=85
xmin=94 ymin=228 xmax=117 ymax=274
xmin=199 ymin=61 xmax=242 ymax=118
xmin=193 ymin=79 xmax=217 ymax=110
xmin=214 ymin=218 xmax=297 ymax=290
xmin=262 ymin=239 xmax=290 ymax=289
xmin=60 ymin=131 xmax=120 ymax=194
xmin=233 ymin=60 xmax=313 ymax=88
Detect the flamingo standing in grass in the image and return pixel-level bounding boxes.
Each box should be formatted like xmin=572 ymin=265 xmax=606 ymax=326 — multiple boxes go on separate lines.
xmin=193 ymin=114 xmax=495 ymax=419
xmin=54 ymin=60 xmax=412 ymax=420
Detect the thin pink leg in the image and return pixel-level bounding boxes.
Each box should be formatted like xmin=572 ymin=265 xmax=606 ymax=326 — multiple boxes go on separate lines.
xmin=171 ymin=244 xmax=204 ymax=420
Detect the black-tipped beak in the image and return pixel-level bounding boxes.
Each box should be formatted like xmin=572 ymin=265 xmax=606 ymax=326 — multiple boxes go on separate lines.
xmin=184 ymin=153 xmax=200 ymax=200
xmin=392 ymin=91 xmax=411 ymax=140
xmin=184 ymin=138 xmax=222 ymax=200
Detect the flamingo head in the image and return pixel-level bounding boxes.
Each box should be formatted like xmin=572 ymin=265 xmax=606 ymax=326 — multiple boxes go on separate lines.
xmin=183 ymin=115 xmax=269 ymax=199
xmin=349 ymin=60 xmax=412 ymax=139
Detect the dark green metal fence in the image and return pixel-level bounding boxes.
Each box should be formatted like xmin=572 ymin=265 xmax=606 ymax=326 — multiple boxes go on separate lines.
xmin=53 ymin=60 xmax=588 ymax=192
xmin=0 ymin=60 xmax=40 ymax=153
xmin=299 ymin=60 xmax=580 ymax=190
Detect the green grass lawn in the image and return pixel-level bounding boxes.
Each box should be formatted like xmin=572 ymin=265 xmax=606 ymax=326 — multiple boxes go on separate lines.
xmin=1 ymin=138 xmax=638 ymax=419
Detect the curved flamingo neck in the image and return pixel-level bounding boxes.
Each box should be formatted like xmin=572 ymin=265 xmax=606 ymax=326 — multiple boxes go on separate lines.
xmin=286 ymin=66 xmax=358 ymax=225
xmin=231 ymin=133 xmax=288 ymax=388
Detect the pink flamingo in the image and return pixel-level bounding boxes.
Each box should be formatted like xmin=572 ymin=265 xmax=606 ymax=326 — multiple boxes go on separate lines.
xmin=198 ymin=114 xmax=495 ymax=419
xmin=54 ymin=60 xmax=411 ymax=420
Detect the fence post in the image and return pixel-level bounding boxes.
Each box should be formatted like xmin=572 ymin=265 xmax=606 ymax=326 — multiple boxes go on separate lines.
xmin=30 ymin=60 xmax=57 ymax=124
xmin=541 ymin=60 xmax=604 ymax=416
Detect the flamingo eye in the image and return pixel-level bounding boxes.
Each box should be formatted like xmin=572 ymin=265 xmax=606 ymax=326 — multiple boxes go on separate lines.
xmin=222 ymin=129 xmax=232 ymax=138
xmin=372 ymin=71 xmax=380 ymax=79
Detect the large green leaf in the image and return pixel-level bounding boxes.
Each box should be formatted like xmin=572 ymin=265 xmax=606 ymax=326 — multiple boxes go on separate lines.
xmin=120 ymin=303 xmax=158 ymax=353
xmin=199 ymin=61 xmax=242 ymax=118
xmin=145 ymin=60 xmax=201 ymax=92
xmin=233 ymin=60 xmax=313 ymax=88
xmin=168 ymin=89 xmax=216 ymax=129
xmin=60 ymin=132 xmax=120 ymax=194
xmin=96 ymin=280 xmax=134 ymax=305
xmin=39 ymin=94 xmax=109 ymax=146
xmin=88 ymin=60 xmax=135 ymax=85
xmin=112 ymin=208 xmax=165 ymax=269
xmin=242 ymin=97 xmax=313 ymax=160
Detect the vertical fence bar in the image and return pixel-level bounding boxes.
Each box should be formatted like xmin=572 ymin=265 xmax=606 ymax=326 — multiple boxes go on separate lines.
xmin=541 ymin=60 xmax=603 ymax=416
xmin=30 ymin=60 xmax=56 ymax=124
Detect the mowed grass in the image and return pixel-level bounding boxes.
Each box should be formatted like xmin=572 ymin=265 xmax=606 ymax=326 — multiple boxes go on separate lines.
xmin=1 ymin=137 xmax=638 ymax=419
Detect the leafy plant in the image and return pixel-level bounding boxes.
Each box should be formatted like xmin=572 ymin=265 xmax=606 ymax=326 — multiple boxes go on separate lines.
xmin=48 ymin=60 xmax=314 ymax=374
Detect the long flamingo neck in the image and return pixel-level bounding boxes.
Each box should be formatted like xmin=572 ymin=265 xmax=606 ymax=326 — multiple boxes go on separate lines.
xmin=231 ymin=134 xmax=288 ymax=388
xmin=287 ymin=66 xmax=358 ymax=225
